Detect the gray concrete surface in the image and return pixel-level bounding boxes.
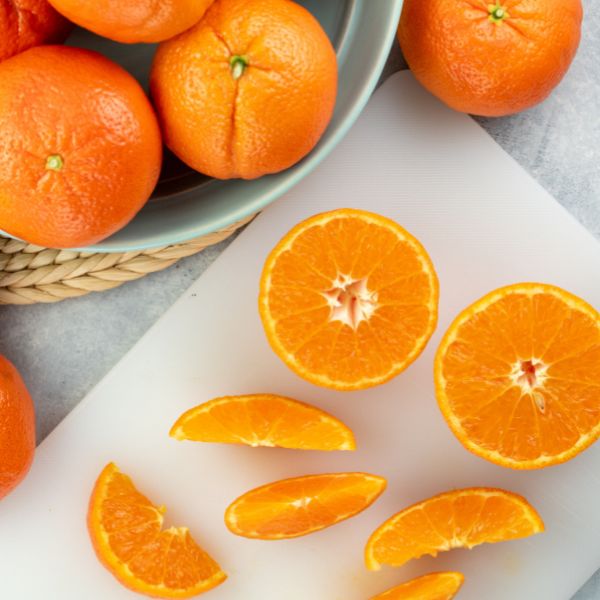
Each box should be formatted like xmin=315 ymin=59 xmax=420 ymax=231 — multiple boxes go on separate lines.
xmin=0 ymin=4 xmax=598 ymax=597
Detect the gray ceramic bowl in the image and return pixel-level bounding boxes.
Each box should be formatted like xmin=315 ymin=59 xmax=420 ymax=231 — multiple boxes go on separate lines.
xmin=50 ymin=0 xmax=404 ymax=251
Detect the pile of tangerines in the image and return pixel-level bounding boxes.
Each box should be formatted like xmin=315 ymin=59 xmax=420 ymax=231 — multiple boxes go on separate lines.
xmin=0 ymin=0 xmax=584 ymax=250
xmin=0 ymin=0 xmax=338 ymax=248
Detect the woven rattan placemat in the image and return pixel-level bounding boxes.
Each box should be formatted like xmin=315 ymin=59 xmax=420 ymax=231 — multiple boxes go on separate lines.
xmin=0 ymin=214 xmax=255 ymax=305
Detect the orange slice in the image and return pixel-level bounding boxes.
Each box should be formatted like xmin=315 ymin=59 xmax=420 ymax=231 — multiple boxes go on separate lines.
xmin=365 ymin=487 xmax=543 ymax=570
xmin=259 ymin=208 xmax=439 ymax=390
xmin=435 ymin=283 xmax=600 ymax=469
xmin=371 ymin=571 xmax=465 ymax=600
xmin=170 ymin=393 xmax=355 ymax=451
xmin=88 ymin=463 xmax=226 ymax=598
xmin=225 ymin=472 xmax=386 ymax=539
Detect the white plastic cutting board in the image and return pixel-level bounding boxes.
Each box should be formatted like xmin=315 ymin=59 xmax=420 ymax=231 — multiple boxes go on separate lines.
xmin=2 ymin=72 xmax=600 ymax=600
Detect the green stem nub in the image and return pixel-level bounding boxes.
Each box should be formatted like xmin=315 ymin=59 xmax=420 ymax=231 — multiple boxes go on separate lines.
xmin=46 ymin=154 xmax=64 ymax=172
xmin=488 ymin=3 xmax=509 ymax=23
xmin=230 ymin=55 xmax=249 ymax=80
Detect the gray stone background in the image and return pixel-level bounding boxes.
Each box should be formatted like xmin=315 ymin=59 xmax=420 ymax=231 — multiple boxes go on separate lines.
xmin=0 ymin=3 xmax=598 ymax=597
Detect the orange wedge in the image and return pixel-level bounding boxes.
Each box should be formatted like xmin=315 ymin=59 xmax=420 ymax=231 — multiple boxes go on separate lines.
xmin=365 ymin=487 xmax=543 ymax=570
xmin=259 ymin=208 xmax=439 ymax=390
xmin=170 ymin=393 xmax=355 ymax=451
xmin=371 ymin=571 xmax=465 ymax=600
xmin=225 ymin=472 xmax=386 ymax=539
xmin=88 ymin=463 xmax=226 ymax=598
xmin=435 ymin=283 xmax=600 ymax=468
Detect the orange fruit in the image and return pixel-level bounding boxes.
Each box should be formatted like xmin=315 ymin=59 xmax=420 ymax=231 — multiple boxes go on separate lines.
xmin=0 ymin=0 xmax=71 ymax=63
xmin=170 ymin=393 xmax=356 ymax=451
xmin=150 ymin=0 xmax=337 ymax=180
xmin=365 ymin=487 xmax=543 ymax=570
xmin=371 ymin=572 xmax=465 ymax=600
xmin=0 ymin=46 xmax=162 ymax=248
xmin=398 ymin=0 xmax=583 ymax=116
xmin=225 ymin=472 xmax=386 ymax=539
xmin=435 ymin=283 xmax=600 ymax=469
xmin=0 ymin=355 xmax=35 ymax=501
xmin=88 ymin=463 xmax=226 ymax=598
xmin=47 ymin=0 xmax=214 ymax=44
xmin=259 ymin=209 xmax=439 ymax=390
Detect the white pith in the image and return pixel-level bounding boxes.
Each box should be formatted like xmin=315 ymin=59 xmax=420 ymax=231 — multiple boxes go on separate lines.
xmin=509 ymin=358 xmax=549 ymax=412
xmin=321 ymin=274 xmax=378 ymax=329
xmin=290 ymin=496 xmax=314 ymax=509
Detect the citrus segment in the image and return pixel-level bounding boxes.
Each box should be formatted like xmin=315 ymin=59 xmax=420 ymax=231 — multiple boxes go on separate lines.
xmin=88 ymin=463 xmax=226 ymax=598
xmin=371 ymin=571 xmax=465 ymax=600
xmin=365 ymin=487 xmax=543 ymax=570
xmin=435 ymin=283 xmax=600 ymax=468
xmin=225 ymin=473 xmax=386 ymax=539
xmin=170 ymin=394 xmax=355 ymax=451
xmin=259 ymin=209 xmax=438 ymax=390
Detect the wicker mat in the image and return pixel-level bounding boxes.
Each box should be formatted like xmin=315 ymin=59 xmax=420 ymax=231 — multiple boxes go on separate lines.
xmin=0 ymin=214 xmax=255 ymax=305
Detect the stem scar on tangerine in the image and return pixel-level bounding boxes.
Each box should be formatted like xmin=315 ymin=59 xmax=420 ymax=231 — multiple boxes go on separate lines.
xmin=45 ymin=154 xmax=64 ymax=171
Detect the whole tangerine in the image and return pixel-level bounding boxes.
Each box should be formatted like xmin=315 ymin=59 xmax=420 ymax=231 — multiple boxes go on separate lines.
xmin=0 ymin=355 xmax=35 ymax=501
xmin=150 ymin=0 xmax=338 ymax=180
xmin=47 ymin=0 xmax=215 ymax=44
xmin=398 ymin=0 xmax=583 ymax=116
xmin=0 ymin=46 xmax=162 ymax=248
xmin=0 ymin=0 xmax=71 ymax=62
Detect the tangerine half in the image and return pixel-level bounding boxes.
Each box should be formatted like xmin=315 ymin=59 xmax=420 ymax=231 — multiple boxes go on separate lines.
xmin=435 ymin=283 xmax=600 ymax=469
xmin=259 ymin=209 xmax=439 ymax=390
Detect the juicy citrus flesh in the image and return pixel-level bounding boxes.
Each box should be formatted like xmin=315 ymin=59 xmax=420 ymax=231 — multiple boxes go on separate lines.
xmin=170 ymin=394 xmax=356 ymax=451
xmin=225 ymin=472 xmax=387 ymax=539
xmin=435 ymin=283 xmax=600 ymax=469
xmin=0 ymin=355 xmax=35 ymax=500
xmin=371 ymin=571 xmax=465 ymax=600
xmin=47 ymin=0 xmax=213 ymax=43
xmin=365 ymin=487 xmax=543 ymax=570
xmin=88 ymin=463 xmax=226 ymax=598
xmin=259 ymin=209 xmax=439 ymax=390
xmin=150 ymin=0 xmax=337 ymax=179
xmin=398 ymin=0 xmax=583 ymax=116
xmin=0 ymin=46 xmax=162 ymax=248
xmin=0 ymin=0 xmax=71 ymax=62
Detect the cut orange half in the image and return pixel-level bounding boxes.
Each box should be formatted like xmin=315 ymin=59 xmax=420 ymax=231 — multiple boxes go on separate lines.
xmin=435 ymin=283 xmax=600 ymax=469
xmin=170 ymin=393 xmax=355 ymax=451
xmin=88 ymin=463 xmax=226 ymax=598
xmin=365 ymin=487 xmax=543 ymax=570
xmin=371 ymin=571 xmax=465 ymax=600
xmin=259 ymin=208 xmax=439 ymax=390
xmin=225 ymin=472 xmax=386 ymax=539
